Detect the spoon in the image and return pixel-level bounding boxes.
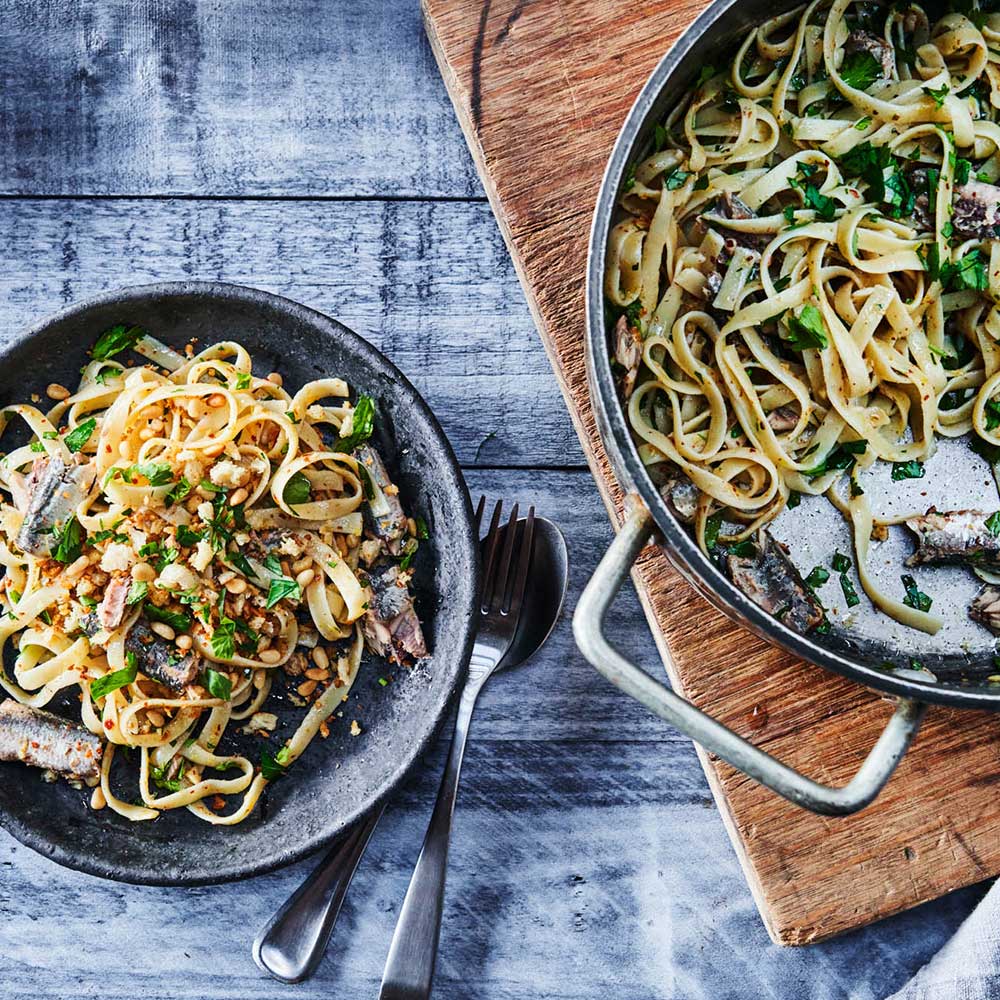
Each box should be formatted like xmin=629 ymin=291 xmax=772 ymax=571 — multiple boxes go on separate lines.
xmin=252 ymin=514 xmax=569 ymax=984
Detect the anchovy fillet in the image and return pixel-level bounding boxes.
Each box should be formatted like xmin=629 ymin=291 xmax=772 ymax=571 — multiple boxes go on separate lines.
xmin=726 ymin=529 xmax=824 ymax=633
xmin=0 ymin=699 xmax=102 ymax=780
xmin=905 ymin=509 xmax=1000 ymax=567
xmin=125 ymin=617 xmax=201 ymax=691
xmin=361 ymin=558 xmax=427 ymax=662
xmin=16 ymin=456 xmax=96 ymax=556
xmin=356 ymin=445 xmax=406 ymax=543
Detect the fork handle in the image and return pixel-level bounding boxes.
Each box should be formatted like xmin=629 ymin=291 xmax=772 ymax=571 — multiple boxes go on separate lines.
xmin=378 ymin=657 xmax=491 ymax=1000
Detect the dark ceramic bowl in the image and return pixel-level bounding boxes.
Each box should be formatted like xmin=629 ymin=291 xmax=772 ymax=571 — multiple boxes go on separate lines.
xmin=0 ymin=282 xmax=478 ymax=885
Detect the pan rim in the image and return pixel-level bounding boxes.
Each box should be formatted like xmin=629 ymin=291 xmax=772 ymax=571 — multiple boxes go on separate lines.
xmin=584 ymin=1 xmax=1000 ymax=711
xmin=0 ymin=280 xmax=479 ymax=884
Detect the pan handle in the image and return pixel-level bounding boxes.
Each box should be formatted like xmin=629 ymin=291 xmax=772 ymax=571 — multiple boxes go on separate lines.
xmin=573 ymin=501 xmax=926 ymax=816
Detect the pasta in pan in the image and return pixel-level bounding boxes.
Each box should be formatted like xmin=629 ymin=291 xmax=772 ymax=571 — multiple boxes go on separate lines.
xmin=0 ymin=325 xmax=427 ymax=823
xmin=606 ymin=0 xmax=1000 ymax=636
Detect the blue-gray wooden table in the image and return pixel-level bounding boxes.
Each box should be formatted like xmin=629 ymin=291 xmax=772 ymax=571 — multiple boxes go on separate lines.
xmin=0 ymin=3 xmax=988 ymax=998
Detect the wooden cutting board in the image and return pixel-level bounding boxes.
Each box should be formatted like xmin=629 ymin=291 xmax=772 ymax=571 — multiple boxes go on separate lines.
xmin=422 ymin=0 xmax=1000 ymax=945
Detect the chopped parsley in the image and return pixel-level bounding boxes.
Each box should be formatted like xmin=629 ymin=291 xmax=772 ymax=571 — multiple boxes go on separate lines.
xmin=891 ymin=460 xmax=925 ymax=481
xmin=176 ymin=524 xmax=203 ymax=548
xmin=235 ymin=371 xmax=252 ymax=390
xmin=831 ymin=551 xmax=851 ymax=574
xmin=901 ymin=574 xmax=933 ymax=612
xmin=785 ymin=304 xmax=829 ymax=351
xmin=145 ymin=603 xmax=192 ymax=633
xmin=664 ymin=169 xmax=689 ymax=190
xmin=840 ymin=51 xmax=881 ymax=91
xmin=52 ymin=516 xmax=85 ymax=564
xmin=336 ymin=395 xmax=376 ymax=453
xmin=228 ymin=551 xmax=257 ymax=580
xmin=805 ymin=566 xmax=830 ymax=590
xmin=111 ymin=462 xmax=173 ymax=487
xmin=922 ymin=83 xmax=949 ymax=108
xmin=260 ymin=745 xmax=293 ymax=780
xmin=209 ymin=618 xmax=236 ymax=661
xmin=266 ymin=576 xmax=302 ymax=609
xmin=126 ymin=581 xmax=148 ymax=605
xmin=805 ymin=439 xmax=866 ymax=478
xmin=165 ymin=476 xmax=193 ymax=508
xmin=64 ymin=418 xmax=96 ymax=454
xmin=90 ymin=651 xmax=138 ymax=700
xmin=202 ymin=667 xmax=232 ymax=700
xmin=91 ymin=324 xmax=145 ymax=362
xmin=986 ymin=512 xmax=1000 ymax=537
xmin=415 ymin=516 xmax=429 ymax=539
xmin=282 ymin=470 xmax=312 ymax=507
xmin=839 ymin=573 xmax=860 ymax=608
xmin=941 ymin=249 xmax=988 ymax=293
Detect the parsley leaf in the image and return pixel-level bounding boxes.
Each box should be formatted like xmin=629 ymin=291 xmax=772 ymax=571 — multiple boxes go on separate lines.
xmin=235 ymin=371 xmax=252 ymax=390
xmin=941 ymin=249 xmax=988 ymax=293
xmin=665 ymin=169 xmax=689 ymax=190
xmin=202 ymin=667 xmax=232 ymax=700
xmin=176 ymin=524 xmax=203 ymax=547
xmin=336 ymin=396 xmax=376 ymax=452
xmin=803 ymin=184 xmax=837 ymax=220
xmin=91 ymin=651 xmax=139 ymax=700
xmin=840 ymin=51 xmax=881 ymax=91
xmin=806 ymin=439 xmax=867 ymax=479
xmin=52 ymin=516 xmax=85 ymax=564
xmin=260 ymin=747 xmax=291 ymax=780
xmin=840 ymin=573 xmax=860 ymax=608
xmin=92 ymin=324 xmax=145 ymax=362
xmin=987 ymin=512 xmax=1000 ymax=537
xmin=210 ymin=618 xmax=236 ymax=660
xmin=282 ymin=470 xmax=312 ymax=507
xmin=64 ymin=418 xmax=96 ymax=454
xmin=165 ymin=476 xmax=192 ymax=508
xmin=891 ymin=460 xmax=924 ymax=481
xmin=901 ymin=574 xmax=932 ymax=612
xmin=228 ymin=551 xmax=257 ymax=580
xmin=922 ymin=83 xmax=949 ymax=108
xmin=785 ymin=304 xmax=829 ymax=350
xmin=145 ymin=604 xmax=192 ymax=633
xmin=831 ymin=551 xmax=851 ymax=573
xmin=805 ymin=566 xmax=830 ymax=589
xmin=266 ymin=576 xmax=302 ymax=609
xmin=126 ymin=580 xmax=148 ymax=606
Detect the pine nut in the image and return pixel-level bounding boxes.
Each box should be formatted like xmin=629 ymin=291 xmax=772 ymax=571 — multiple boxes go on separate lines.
xmin=145 ymin=709 xmax=166 ymax=728
xmin=207 ymin=393 xmax=226 ymax=408
xmin=187 ymin=399 xmax=205 ymax=420
xmin=258 ymin=635 xmax=271 ymax=651
xmin=132 ymin=562 xmax=156 ymax=582
xmin=46 ymin=383 xmax=70 ymax=401
xmin=291 ymin=556 xmax=312 ymax=574
xmin=217 ymin=570 xmax=236 ymax=585
xmin=407 ymin=517 xmax=417 ymax=536
xmin=225 ymin=577 xmax=247 ymax=595
xmin=151 ymin=622 xmax=176 ymax=641
xmin=91 ymin=786 xmax=107 ymax=810
xmin=203 ymin=442 xmax=225 ymax=458
xmin=295 ymin=568 xmax=315 ymax=588
xmin=229 ymin=487 xmax=248 ymax=506
xmin=118 ymin=440 xmax=132 ymax=457
xmin=266 ymin=372 xmax=283 ymax=386
xmin=176 ymin=634 xmax=193 ymax=651
xmin=311 ymin=647 xmax=330 ymax=670
xmin=297 ymin=679 xmax=318 ymax=697
xmin=259 ymin=648 xmax=283 ymax=664
xmin=139 ymin=427 xmax=155 ymax=441
xmin=305 ymin=667 xmax=329 ymax=681
xmin=66 ymin=555 xmax=90 ymax=579
xmin=346 ymin=534 xmax=359 ymax=549
xmin=149 ymin=418 xmax=165 ymax=433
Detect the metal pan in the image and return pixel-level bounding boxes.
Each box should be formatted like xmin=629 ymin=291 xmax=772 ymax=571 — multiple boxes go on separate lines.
xmin=575 ymin=0 xmax=1000 ymax=815
xmin=0 ymin=282 xmax=478 ymax=884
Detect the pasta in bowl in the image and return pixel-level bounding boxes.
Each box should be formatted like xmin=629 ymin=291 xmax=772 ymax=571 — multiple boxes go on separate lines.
xmin=0 ymin=288 xmax=471 ymax=856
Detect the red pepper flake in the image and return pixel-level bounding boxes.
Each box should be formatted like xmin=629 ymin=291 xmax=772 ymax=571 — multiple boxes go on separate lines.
xmin=104 ymin=719 xmax=114 ymax=730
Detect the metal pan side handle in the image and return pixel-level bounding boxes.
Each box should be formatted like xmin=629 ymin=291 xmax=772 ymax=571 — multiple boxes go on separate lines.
xmin=573 ymin=503 xmax=926 ymax=817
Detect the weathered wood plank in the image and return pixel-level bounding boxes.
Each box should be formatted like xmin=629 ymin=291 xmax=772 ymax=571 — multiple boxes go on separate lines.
xmin=0 ymin=738 xmax=983 ymax=1000
xmin=0 ymin=0 xmax=479 ymax=198
xmin=0 ymin=197 xmax=578 ymax=467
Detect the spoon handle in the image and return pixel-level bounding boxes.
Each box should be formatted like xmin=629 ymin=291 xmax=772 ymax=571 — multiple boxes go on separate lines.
xmin=253 ymin=802 xmax=386 ymax=984
xmin=378 ymin=674 xmax=484 ymax=1000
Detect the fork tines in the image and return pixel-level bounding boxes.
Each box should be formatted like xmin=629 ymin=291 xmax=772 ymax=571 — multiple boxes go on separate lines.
xmin=474 ymin=497 xmax=535 ymax=618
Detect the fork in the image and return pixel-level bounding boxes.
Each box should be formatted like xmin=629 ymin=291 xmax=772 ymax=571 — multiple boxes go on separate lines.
xmin=378 ymin=497 xmax=535 ymax=1000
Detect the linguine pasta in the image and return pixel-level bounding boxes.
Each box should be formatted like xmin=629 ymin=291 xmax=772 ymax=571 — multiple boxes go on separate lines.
xmin=606 ymin=0 xmax=1000 ymax=635
xmin=0 ymin=326 xmax=427 ymax=823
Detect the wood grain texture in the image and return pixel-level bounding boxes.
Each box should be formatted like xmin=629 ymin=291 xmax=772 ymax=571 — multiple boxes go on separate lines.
xmin=0 ymin=0 xmax=479 ymax=198
xmin=0 ymin=198 xmax=578 ymax=468
xmin=423 ymin=0 xmax=1000 ymax=944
